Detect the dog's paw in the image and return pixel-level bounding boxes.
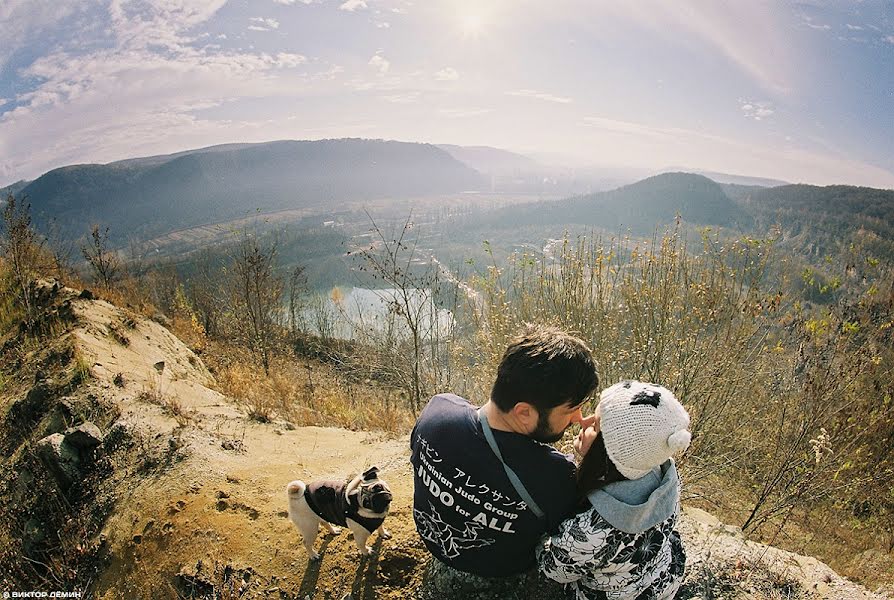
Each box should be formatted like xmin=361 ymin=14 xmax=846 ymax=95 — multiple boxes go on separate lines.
xmin=361 ymin=546 xmax=373 ymax=556
xmin=310 ymin=551 xmax=321 ymax=561
xmin=328 ymin=526 xmax=342 ymax=535
xmin=380 ymin=528 xmax=392 ymax=540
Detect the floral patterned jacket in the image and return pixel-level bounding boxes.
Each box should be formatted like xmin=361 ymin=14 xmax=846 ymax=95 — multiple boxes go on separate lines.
xmin=537 ymin=461 xmax=686 ymax=600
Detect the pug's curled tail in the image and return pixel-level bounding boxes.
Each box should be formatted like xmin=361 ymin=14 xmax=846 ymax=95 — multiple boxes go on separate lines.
xmin=286 ymin=480 xmax=306 ymax=496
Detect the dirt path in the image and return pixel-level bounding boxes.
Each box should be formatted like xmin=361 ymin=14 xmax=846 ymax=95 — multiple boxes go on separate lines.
xmin=94 ymin=423 xmax=422 ymax=599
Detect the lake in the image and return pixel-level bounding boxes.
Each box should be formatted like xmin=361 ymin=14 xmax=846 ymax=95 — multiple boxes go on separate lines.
xmin=300 ymin=286 xmax=454 ymax=341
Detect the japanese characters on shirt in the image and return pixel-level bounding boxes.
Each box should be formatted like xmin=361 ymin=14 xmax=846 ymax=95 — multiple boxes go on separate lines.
xmin=415 ymin=433 xmax=527 ymax=534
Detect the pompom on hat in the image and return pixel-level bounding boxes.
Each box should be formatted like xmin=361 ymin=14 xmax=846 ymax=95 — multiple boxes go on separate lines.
xmin=597 ymin=380 xmax=691 ymax=480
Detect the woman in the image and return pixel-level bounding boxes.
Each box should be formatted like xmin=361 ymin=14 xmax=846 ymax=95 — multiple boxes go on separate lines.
xmin=537 ymin=380 xmax=690 ymax=600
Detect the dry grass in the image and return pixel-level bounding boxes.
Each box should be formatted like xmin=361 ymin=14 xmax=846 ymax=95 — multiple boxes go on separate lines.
xmin=678 ymin=556 xmax=811 ymax=600
xmin=206 ymin=341 xmax=415 ymax=433
xmin=136 ymin=369 xmax=194 ymax=427
xmin=460 ymin=229 xmax=894 ymax=588
xmin=6 ymin=224 xmax=892 ymax=590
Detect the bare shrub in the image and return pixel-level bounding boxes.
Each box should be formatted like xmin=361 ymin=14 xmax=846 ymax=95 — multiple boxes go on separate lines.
xmin=0 ymin=194 xmax=55 ymax=328
xmin=81 ymin=224 xmax=120 ymax=290
xmin=228 ymin=233 xmax=284 ymax=376
xmin=209 ymin=344 xmax=413 ymax=432
xmin=460 ymin=225 xmax=894 ymax=545
xmin=347 ymin=214 xmax=460 ymax=412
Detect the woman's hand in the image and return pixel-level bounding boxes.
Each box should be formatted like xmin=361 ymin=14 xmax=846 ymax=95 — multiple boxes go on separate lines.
xmin=574 ymin=414 xmax=600 ymax=458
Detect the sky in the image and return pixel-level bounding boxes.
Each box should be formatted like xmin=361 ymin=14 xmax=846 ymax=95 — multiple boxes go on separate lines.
xmin=1 ymin=0 xmax=893 ymax=188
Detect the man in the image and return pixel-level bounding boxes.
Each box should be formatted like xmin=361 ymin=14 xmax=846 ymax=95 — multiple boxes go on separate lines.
xmin=411 ymin=325 xmax=598 ymax=598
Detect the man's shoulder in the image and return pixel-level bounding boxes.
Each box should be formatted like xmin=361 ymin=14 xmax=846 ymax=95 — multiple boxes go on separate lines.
xmin=413 ymin=393 xmax=477 ymax=444
xmin=427 ymin=393 xmax=474 ymax=410
xmin=417 ymin=393 xmax=476 ymax=422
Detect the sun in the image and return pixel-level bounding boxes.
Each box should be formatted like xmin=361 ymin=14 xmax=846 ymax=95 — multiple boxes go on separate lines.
xmin=461 ymin=13 xmax=485 ymax=38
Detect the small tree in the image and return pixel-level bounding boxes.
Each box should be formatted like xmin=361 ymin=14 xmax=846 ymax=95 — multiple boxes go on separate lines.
xmin=287 ymin=264 xmax=309 ymax=334
xmin=349 ymin=213 xmax=457 ymax=412
xmin=229 ymin=233 xmax=284 ymax=375
xmin=81 ymin=224 xmax=120 ymax=290
xmin=0 ymin=194 xmax=47 ymax=325
xmin=186 ymin=249 xmax=228 ymax=339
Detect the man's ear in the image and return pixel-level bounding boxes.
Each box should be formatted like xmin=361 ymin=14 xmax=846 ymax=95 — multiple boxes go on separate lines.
xmin=510 ymin=402 xmax=538 ymax=429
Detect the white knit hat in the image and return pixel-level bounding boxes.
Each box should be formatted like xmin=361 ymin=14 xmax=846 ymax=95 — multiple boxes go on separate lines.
xmin=597 ymin=380 xmax=691 ymax=480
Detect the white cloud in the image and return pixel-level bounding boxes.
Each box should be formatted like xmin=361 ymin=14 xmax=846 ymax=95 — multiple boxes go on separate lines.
xmin=506 ymin=89 xmax=572 ymax=104
xmin=739 ymin=99 xmax=774 ymax=121
xmin=339 ymin=0 xmax=368 ymax=11
xmin=0 ymin=0 xmax=93 ymax=70
xmin=0 ymin=0 xmax=329 ymax=181
xmin=845 ymin=24 xmax=863 ymax=31
xmin=376 ymin=21 xmax=390 ymax=28
xmin=274 ymin=0 xmax=316 ymax=4
xmin=368 ymin=52 xmax=390 ymax=74
xmin=248 ymin=17 xmax=280 ymax=31
xmin=435 ymin=67 xmax=459 ymax=81
xmin=885 ymin=36 xmax=894 ymax=44
xmin=107 ymin=0 xmax=230 ymax=52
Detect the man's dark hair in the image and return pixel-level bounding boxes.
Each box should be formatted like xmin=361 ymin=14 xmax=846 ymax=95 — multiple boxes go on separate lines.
xmin=490 ymin=325 xmax=598 ymax=414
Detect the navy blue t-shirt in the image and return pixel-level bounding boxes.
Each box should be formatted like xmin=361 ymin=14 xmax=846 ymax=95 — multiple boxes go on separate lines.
xmin=410 ymin=393 xmax=577 ymax=577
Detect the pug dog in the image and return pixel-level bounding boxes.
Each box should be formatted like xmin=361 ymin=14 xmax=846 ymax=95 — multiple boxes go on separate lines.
xmin=287 ymin=466 xmax=393 ymax=559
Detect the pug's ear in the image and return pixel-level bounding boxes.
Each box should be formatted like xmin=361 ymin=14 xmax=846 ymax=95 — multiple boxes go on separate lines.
xmin=362 ymin=466 xmax=380 ymax=481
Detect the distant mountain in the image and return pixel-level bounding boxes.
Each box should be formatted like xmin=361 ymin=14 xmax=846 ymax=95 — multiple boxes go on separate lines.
xmin=481 ymin=172 xmax=751 ymax=233
xmin=437 ymin=145 xmax=540 ymax=174
xmin=437 ymin=145 xmax=640 ymax=195
xmin=10 ymin=139 xmax=484 ymax=244
xmin=662 ymin=168 xmax=789 ymax=188
xmin=0 ymin=180 xmax=31 ymax=200
xmin=107 ymin=143 xmax=261 ymax=169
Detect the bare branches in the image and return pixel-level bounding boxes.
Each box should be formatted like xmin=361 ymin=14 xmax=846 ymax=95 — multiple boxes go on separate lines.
xmin=348 ymin=213 xmax=456 ymax=412
xmin=228 ymin=233 xmax=284 ymax=376
xmin=81 ymin=224 xmax=120 ymax=290
xmin=0 ymin=194 xmax=51 ymax=326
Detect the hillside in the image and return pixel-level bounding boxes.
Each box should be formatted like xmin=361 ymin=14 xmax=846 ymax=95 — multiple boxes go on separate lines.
xmin=437 ymin=144 xmax=541 ymax=174
xmin=664 ymin=169 xmax=789 ymax=188
xmin=1 ymin=281 xmax=890 ymax=599
xmin=6 ymin=139 xmax=485 ymax=245
xmin=735 ymin=183 xmax=894 ymax=262
xmin=475 ymin=172 xmax=752 ymax=234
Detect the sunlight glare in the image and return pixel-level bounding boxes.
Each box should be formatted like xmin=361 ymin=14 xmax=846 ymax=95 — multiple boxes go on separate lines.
xmin=461 ymin=13 xmax=485 ymax=38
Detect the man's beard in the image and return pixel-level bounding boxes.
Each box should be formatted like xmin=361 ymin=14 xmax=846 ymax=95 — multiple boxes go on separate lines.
xmin=530 ymin=408 xmax=565 ymax=443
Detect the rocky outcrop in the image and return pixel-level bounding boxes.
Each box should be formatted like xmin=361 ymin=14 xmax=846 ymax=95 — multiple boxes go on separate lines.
xmin=35 ymin=433 xmax=81 ymax=490
xmin=34 ymin=421 xmax=104 ymax=490
xmin=64 ymin=422 xmax=103 ymax=450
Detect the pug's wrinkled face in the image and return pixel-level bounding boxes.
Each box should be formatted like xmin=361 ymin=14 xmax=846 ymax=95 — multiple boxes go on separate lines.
xmin=360 ymin=481 xmax=393 ymax=514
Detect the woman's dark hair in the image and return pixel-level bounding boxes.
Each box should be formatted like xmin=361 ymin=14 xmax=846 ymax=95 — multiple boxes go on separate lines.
xmin=491 ymin=325 xmax=598 ymax=414
xmin=576 ymin=432 xmax=626 ymax=500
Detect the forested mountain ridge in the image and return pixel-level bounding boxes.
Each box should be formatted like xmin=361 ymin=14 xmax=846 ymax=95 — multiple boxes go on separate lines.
xmin=735 ymin=183 xmax=894 ymax=263
xmin=4 ymin=139 xmax=894 ymax=270
xmin=2 ymin=139 xmax=484 ymax=244
xmin=473 ymin=172 xmax=752 ymax=233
